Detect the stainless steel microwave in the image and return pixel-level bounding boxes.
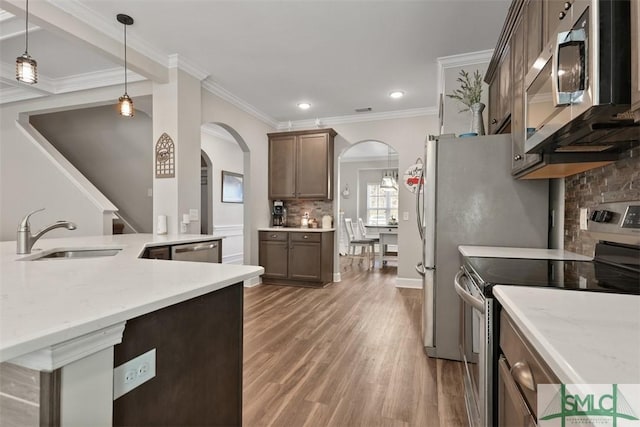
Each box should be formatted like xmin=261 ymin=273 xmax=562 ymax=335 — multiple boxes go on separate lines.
xmin=524 ymin=0 xmax=639 ymax=155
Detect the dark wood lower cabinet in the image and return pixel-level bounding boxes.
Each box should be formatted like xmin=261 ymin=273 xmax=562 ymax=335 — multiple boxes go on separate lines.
xmin=259 ymin=230 xmax=334 ymax=287
xmin=498 ymin=310 xmax=559 ymax=427
xmin=113 ymin=283 xmax=243 ymax=426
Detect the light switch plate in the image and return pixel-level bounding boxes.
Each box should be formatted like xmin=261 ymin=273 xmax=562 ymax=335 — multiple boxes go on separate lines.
xmin=189 ymin=209 xmax=199 ymax=221
xmin=147 ymin=188 xmax=153 ymax=197
xmin=113 ymin=348 xmax=156 ymax=400
xmin=402 ymin=211 xmax=409 ymax=221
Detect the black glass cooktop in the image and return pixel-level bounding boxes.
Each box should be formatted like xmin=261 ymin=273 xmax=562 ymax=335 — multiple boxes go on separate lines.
xmin=464 ymin=257 xmax=640 ymax=296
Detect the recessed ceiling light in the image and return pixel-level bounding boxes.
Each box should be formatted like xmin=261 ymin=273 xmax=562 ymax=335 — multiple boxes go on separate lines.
xmin=297 ymin=102 xmax=311 ymax=110
xmin=389 ymin=91 xmax=405 ymax=99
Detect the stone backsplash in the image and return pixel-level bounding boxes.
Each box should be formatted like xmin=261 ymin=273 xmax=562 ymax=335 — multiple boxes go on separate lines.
xmin=280 ymin=200 xmax=334 ymax=228
xmin=564 ymin=146 xmax=640 ymax=256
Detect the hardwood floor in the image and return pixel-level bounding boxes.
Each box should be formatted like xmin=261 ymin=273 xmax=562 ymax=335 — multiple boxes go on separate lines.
xmin=243 ymin=257 xmax=468 ymax=427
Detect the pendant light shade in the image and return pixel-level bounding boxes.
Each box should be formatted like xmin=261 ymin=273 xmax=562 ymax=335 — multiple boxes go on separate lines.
xmin=16 ymin=0 xmax=37 ymax=84
xmin=380 ymin=145 xmax=398 ymax=190
xmin=117 ymin=14 xmax=134 ymax=117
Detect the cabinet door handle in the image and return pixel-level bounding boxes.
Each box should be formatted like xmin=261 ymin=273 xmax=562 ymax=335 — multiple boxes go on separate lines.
xmin=491 ymin=118 xmax=498 ymax=124
xmin=563 ymin=1 xmax=571 ymax=10
xmin=514 ymin=154 xmax=522 ymax=161
xmin=303 ymin=235 xmax=309 ymax=239
xmin=559 ymin=11 xmax=566 ymax=19
xmin=271 ymin=234 xmax=278 ymax=238
xmin=511 ymin=361 xmax=536 ymax=391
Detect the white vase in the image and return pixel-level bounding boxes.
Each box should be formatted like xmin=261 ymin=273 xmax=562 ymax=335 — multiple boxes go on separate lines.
xmin=470 ymin=102 xmax=486 ymax=136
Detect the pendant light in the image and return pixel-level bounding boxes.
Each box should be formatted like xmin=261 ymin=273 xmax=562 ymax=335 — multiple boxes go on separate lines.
xmin=380 ymin=145 xmax=397 ymax=191
xmin=117 ymin=14 xmax=134 ymax=117
xmin=16 ymin=0 xmax=37 ymax=84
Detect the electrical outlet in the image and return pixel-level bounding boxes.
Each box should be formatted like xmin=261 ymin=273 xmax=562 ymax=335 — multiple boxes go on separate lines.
xmin=579 ymin=208 xmax=588 ymax=230
xmin=113 ymin=349 xmax=156 ymax=400
xmin=189 ymin=209 xmax=199 ymax=221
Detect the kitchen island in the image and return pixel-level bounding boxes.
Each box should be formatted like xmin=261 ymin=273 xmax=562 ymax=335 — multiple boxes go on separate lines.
xmin=0 ymin=233 xmax=263 ymax=426
xmin=494 ymin=286 xmax=640 ymax=424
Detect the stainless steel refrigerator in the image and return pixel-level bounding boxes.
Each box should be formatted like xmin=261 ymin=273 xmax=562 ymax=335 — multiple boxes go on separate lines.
xmin=416 ymin=134 xmax=548 ymax=360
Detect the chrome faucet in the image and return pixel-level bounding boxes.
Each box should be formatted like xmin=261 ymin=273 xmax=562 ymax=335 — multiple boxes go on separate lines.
xmin=17 ymin=208 xmax=77 ymax=254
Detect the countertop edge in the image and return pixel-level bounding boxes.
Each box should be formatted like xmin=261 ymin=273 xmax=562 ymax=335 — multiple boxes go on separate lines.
xmin=258 ymin=227 xmax=335 ymax=232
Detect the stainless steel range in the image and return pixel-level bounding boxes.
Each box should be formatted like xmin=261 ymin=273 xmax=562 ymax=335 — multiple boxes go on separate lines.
xmin=456 ymin=201 xmax=640 ymax=427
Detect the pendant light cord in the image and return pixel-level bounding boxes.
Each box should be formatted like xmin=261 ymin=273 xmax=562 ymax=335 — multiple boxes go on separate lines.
xmin=123 ymin=22 xmax=128 ymax=95
xmin=24 ymin=0 xmax=29 ymax=55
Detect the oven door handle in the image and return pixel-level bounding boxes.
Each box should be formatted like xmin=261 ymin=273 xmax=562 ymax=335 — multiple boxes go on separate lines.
xmin=454 ymin=269 xmax=485 ymax=313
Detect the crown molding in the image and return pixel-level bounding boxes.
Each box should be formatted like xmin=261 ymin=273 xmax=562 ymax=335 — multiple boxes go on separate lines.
xmin=437 ymin=49 xmax=494 ymax=69
xmin=0 ymin=61 xmax=146 ymax=104
xmin=0 ymin=86 xmax=45 ymax=104
xmin=0 ymin=10 xmax=14 ymax=22
xmin=202 ymin=78 xmax=279 ymax=128
xmin=277 ymin=106 xmax=438 ymax=130
xmin=47 ymin=0 xmax=170 ymax=68
xmin=201 ymin=123 xmax=237 ymax=143
xmin=0 ymin=23 xmax=40 ymax=41
xmin=168 ymin=54 xmax=209 ymax=81
xmin=50 ymin=68 xmax=145 ymax=94
xmin=437 ymin=49 xmax=493 ymax=98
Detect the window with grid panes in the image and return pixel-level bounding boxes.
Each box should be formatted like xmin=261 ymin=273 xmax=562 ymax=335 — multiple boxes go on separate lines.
xmin=366 ymin=183 xmax=398 ymax=225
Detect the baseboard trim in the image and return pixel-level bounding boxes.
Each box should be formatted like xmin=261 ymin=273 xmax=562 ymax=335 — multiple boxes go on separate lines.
xmin=396 ymin=277 xmax=422 ymax=289
xmin=243 ymin=276 xmax=261 ymax=288
xmin=222 ymin=253 xmax=243 ymax=265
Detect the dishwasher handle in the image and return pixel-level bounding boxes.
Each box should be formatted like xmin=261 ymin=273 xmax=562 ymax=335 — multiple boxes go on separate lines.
xmin=454 ymin=269 xmax=484 ymax=313
xmin=173 ymin=242 xmax=218 ymax=253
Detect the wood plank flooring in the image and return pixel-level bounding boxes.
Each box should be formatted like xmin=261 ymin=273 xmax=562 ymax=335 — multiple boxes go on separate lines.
xmin=243 ymin=258 xmax=467 ymax=427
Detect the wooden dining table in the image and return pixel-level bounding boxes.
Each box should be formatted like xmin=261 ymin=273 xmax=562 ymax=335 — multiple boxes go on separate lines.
xmin=365 ymin=225 xmax=398 ymax=267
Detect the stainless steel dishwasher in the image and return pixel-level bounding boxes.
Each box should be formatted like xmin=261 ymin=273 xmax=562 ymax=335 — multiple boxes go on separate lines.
xmin=171 ymin=240 xmax=221 ymax=263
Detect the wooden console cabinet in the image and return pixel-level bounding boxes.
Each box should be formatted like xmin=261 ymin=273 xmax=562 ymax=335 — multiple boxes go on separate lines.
xmin=267 ymin=129 xmax=336 ymax=200
xmin=259 ymin=230 xmax=334 ymax=287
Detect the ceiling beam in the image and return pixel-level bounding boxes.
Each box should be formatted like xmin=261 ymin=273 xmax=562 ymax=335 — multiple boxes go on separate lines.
xmin=0 ymin=0 xmax=169 ymax=83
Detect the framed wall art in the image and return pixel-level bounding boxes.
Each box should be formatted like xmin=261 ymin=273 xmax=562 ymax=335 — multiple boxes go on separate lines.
xmin=221 ymin=171 xmax=244 ymax=203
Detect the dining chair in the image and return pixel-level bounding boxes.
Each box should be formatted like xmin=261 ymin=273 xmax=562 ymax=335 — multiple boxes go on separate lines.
xmin=344 ymin=218 xmax=375 ymax=269
xmin=358 ymin=217 xmax=380 ymax=255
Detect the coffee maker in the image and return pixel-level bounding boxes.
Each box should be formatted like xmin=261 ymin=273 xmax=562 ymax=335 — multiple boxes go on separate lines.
xmin=272 ymin=200 xmax=286 ymax=227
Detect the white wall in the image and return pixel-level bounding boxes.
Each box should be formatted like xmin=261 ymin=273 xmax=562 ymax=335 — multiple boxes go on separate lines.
xmin=201 ymin=126 xmax=245 ymax=264
xmin=442 ymin=63 xmax=489 ymax=136
xmin=29 ymin=105 xmax=153 ymax=233
xmin=332 ymin=114 xmax=440 ymax=285
xmin=201 ymin=90 xmax=276 ymax=266
xmin=0 ymin=82 xmax=152 ymax=242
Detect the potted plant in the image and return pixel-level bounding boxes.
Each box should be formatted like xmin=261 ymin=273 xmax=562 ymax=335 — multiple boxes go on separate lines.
xmin=446 ymin=69 xmax=485 ymax=135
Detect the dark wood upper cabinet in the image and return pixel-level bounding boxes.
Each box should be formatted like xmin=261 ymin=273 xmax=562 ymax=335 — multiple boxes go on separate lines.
xmin=268 ymin=134 xmax=297 ymax=199
xmin=268 ymin=129 xmax=336 ymax=200
xmin=512 ymin=12 xmax=542 ymax=174
xmin=525 ymin=0 xmax=544 ymax=72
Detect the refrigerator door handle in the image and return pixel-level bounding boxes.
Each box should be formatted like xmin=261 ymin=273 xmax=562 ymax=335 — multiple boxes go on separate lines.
xmin=454 ymin=269 xmax=485 ymax=313
xmin=415 ymin=168 xmax=424 ymax=242
xmin=415 ymin=262 xmax=426 ymax=276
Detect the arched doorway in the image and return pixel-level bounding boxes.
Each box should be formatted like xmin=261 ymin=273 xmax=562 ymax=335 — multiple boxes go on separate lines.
xmin=338 ymin=140 xmax=399 ymax=269
xmin=201 ymin=123 xmax=250 ymax=264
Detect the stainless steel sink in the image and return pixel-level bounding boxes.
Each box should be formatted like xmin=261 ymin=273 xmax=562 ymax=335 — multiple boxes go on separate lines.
xmin=24 ymin=248 xmax=122 ymax=260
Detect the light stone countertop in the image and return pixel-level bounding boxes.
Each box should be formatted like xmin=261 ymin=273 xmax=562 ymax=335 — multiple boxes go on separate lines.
xmin=458 ymin=245 xmax=592 ymax=260
xmin=494 ymin=286 xmax=640 ymax=384
xmin=258 ymin=227 xmax=335 ymax=232
xmin=0 ymin=233 xmax=263 ymax=362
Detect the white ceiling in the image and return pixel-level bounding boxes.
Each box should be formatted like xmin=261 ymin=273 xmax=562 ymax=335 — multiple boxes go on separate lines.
xmin=0 ymin=0 xmax=509 ymax=124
